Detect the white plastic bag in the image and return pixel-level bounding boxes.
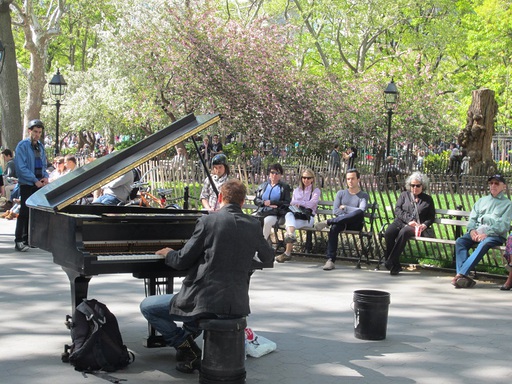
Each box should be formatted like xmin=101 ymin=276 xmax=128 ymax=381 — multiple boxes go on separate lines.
xmin=244 ymin=328 xmax=277 ymax=358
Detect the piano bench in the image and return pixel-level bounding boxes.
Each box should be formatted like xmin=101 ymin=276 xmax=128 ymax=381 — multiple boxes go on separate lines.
xmin=199 ymin=317 xmax=247 ymax=384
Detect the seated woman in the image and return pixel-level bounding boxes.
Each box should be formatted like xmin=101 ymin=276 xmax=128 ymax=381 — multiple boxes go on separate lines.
xmin=253 ymin=163 xmax=291 ymax=242
xmin=383 ymin=171 xmax=435 ymax=275
xmin=275 ymin=168 xmax=321 ymax=263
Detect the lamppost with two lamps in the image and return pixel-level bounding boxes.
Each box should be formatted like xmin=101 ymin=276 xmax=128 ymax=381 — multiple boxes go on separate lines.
xmin=48 ymin=69 xmax=67 ymax=156
xmin=383 ymin=79 xmax=399 ymax=158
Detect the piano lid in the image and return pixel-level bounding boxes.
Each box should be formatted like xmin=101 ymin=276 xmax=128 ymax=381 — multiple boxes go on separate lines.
xmin=27 ymin=113 xmax=220 ymax=212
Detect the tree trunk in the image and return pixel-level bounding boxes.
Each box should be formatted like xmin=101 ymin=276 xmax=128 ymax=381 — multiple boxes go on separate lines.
xmin=458 ymin=88 xmax=498 ymax=174
xmin=0 ymin=0 xmax=23 ymax=151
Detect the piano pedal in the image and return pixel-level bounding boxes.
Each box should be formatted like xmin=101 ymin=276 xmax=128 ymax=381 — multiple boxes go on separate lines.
xmin=64 ymin=314 xmax=73 ymax=330
xmin=61 ymin=344 xmax=71 ymax=363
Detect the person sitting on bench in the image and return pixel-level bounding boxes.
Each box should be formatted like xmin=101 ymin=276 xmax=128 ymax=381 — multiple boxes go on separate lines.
xmin=383 ymin=172 xmax=435 ymax=276
xmin=452 ymin=174 xmax=512 ymax=289
xmin=315 ymin=168 xmax=369 ymax=271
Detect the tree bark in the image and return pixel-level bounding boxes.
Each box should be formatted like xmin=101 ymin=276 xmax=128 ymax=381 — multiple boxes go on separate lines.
xmin=0 ymin=0 xmax=23 ymax=151
xmin=458 ymin=88 xmax=498 ymax=173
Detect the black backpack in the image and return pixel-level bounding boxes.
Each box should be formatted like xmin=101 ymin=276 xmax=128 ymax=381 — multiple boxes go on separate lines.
xmin=129 ymin=168 xmax=142 ymax=200
xmin=66 ymin=299 xmax=133 ymax=372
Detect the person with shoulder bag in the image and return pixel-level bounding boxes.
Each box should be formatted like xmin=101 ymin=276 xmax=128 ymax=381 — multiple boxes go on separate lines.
xmin=275 ymin=169 xmax=321 ymax=263
xmin=253 ymin=163 xmax=291 ymax=241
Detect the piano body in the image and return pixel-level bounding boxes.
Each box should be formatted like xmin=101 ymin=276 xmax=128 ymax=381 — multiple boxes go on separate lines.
xmin=26 ymin=113 xmax=273 ymax=347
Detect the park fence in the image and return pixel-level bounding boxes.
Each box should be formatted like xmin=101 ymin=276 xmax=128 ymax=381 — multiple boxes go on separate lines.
xmin=132 ymin=156 xmax=507 ymax=276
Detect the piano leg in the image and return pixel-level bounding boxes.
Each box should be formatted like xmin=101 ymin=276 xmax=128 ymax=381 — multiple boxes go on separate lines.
xmin=62 ymin=267 xmax=92 ymax=311
xmin=134 ymin=272 xmax=176 ymax=348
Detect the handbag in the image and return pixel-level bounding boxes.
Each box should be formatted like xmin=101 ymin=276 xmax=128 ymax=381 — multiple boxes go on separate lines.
xmin=289 ymin=205 xmax=313 ymax=221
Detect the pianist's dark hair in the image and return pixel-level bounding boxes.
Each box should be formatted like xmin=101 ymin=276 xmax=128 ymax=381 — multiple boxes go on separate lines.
xmin=220 ymin=179 xmax=246 ymax=205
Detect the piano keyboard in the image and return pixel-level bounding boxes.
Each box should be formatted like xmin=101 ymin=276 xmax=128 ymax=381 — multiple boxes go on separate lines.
xmin=96 ymin=254 xmax=165 ymax=261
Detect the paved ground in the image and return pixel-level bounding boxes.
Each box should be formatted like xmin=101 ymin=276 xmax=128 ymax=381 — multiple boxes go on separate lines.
xmin=1 ymin=218 xmax=511 ymax=384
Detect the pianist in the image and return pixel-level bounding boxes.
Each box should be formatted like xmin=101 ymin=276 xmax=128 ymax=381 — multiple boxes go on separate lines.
xmin=140 ymin=178 xmax=274 ymax=374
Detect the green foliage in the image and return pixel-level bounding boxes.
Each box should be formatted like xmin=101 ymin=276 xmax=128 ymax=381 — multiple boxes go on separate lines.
xmin=423 ymin=151 xmax=450 ymax=174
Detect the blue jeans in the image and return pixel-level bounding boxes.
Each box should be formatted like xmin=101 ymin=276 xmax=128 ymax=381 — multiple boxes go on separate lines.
xmin=92 ymin=194 xmax=121 ymax=205
xmin=140 ymin=294 xmax=194 ymax=348
xmin=455 ymin=232 xmax=504 ymax=276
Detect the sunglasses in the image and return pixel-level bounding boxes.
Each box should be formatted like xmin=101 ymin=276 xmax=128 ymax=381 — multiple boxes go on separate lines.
xmin=302 ymin=176 xmax=313 ymax=180
xmin=269 ymin=171 xmax=281 ymax=175
xmin=411 ymin=184 xmax=422 ymax=188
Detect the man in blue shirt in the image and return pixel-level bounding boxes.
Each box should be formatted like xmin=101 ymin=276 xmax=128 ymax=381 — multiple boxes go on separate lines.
xmin=14 ymin=119 xmax=49 ymax=252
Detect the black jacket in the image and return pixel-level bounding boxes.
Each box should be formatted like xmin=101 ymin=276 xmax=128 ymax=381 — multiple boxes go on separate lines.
xmin=165 ymin=204 xmax=274 ymax=319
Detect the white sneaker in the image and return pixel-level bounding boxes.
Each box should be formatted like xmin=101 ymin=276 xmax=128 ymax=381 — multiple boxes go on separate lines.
xmin=315 ymin=221 xmax=329 ymax=230
xmin=323 ymin=259 xmax=335 ymax=270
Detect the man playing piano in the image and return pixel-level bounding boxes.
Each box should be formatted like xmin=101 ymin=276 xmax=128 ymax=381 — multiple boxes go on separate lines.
xmin=140 ymin=179 xmax=274 ymax=373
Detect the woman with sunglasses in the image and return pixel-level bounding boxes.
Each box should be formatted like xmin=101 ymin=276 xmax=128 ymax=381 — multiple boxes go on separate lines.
xmin=276 ymin=169 xmax=321 ymax=263
xmin=253 ymin=163 xmax=292 ymax=241
xmin=383 ymin=171 xmax=435 ymax=275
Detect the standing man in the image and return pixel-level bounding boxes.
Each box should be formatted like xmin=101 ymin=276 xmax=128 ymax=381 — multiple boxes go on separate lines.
xmin=329 ymin=144 xmax=341 ymax=174
xmin=14 ymin=119 xmax=50 ymax=252
xmin=452 ymin=174 xmax=512 ymax=288
xmin=210 ymin=134 xmax=223 ymax=158
xmin=140 ymin=179 xmax=274 ymax=373
xmin=315 ymin=168 xmax=369 ymax=270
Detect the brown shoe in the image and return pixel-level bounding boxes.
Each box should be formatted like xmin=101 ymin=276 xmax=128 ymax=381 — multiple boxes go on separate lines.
xmin=451 ymin=274 xmax=463 ymax=286
xmin=1 ymin=210 xmax=11 ymax=218
xmin=5 ymin=212 xmax=14 ymax=220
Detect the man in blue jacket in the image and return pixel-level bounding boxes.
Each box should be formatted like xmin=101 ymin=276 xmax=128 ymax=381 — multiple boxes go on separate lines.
xmin=14 ymin=119 xmax=49 ymax=252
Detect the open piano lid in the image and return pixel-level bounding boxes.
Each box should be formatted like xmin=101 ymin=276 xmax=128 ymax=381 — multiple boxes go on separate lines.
xmin=27 ymin=113 xmax=220 ymax=212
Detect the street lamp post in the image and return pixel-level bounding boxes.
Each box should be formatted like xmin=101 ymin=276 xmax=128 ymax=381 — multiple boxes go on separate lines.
xmin=0 ymin=40 xmax=5 ymax=74
xmin=383 ymin=79 xmax=399 ymax=157
xmin=48 ymin=69 xmax=67 ymax=156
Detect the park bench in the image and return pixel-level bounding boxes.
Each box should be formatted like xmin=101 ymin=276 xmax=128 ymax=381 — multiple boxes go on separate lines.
xmin=243 ymin=198 xmax=379 ymax=268
xmin=377 ymin=208 xmax=508 ymax=271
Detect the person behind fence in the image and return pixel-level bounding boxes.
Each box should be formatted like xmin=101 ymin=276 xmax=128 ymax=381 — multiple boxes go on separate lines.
xmin=275 ymin=168 xmax=321 ymax=263
xmin=343 ymin=146 xmax=357 ymax=169
xmin=383 ymin=172 xmax=435 ymax=276
xmin=314 ymin=168 xmax=369 ymax=271
xmin=329 ymin=144 xmax=341 ymax=173
xmin=139 ymin=179 xmax=274 ymax=374
xmin=200 ymin=154 xmax=230 ymax=212
xmin=451 ymin=174 xmax=512 ymax=289
xmin=253 ymin=163 xmax=292 ymax=241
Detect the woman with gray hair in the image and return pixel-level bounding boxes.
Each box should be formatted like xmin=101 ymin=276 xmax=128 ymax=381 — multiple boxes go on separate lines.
xmin=383 ymin=171 xmax=436 ymax=275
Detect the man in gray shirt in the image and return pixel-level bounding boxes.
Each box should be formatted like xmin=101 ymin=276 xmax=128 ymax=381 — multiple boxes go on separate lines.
xmin=315 ymin=168 xmax=369 ymax=270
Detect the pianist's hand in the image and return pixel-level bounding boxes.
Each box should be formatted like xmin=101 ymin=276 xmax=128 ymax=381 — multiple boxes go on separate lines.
xmin=156 ymin=247 xmax=173 ymax=256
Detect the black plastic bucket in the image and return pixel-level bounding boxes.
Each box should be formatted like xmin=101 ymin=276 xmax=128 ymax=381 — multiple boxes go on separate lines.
xmin=353 ymin=290 xmax=390 ymax=340
xmin=199 ymin=317 xmax=247 ymax=384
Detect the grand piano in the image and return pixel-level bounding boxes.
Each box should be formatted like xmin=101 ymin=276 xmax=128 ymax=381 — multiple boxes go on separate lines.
xmin=26 ymin=113 xmax=273 ymax=347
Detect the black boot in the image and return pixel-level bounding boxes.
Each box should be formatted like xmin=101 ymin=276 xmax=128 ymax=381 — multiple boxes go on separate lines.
xmin=175 ymin=336 xmax=202 ymax=373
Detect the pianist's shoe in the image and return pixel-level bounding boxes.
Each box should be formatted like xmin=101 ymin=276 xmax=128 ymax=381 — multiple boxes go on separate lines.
xmin=175 ymin=335 xmax=202 ymax=374
xmin=15 ymin=242 xmax=29 ymax=252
